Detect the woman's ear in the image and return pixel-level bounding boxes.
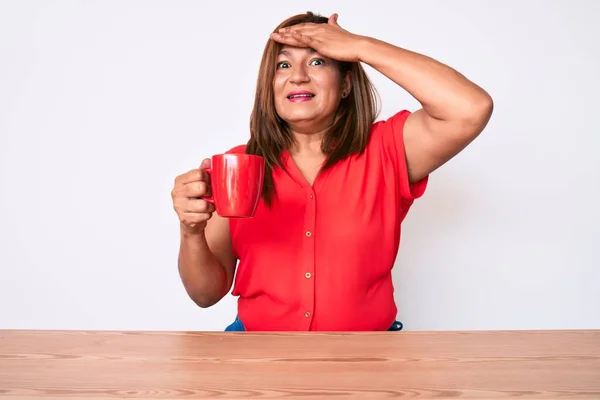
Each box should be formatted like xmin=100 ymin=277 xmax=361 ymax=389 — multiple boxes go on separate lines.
xmin=342 ymin=73 xmax=352 ymax=98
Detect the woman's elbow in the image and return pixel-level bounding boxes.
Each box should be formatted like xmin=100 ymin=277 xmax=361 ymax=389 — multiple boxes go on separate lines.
xmin=189 ymin=292 xmax=221 ymax=308
xmin=459 ymin=91 xmax=494 ymax=137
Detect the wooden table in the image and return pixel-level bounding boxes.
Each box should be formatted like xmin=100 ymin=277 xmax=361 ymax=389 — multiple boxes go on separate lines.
xmin=1 ymin=330 xmax=599 ymax=399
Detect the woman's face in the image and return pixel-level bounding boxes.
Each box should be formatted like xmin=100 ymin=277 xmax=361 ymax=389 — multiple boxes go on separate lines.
xmin=273 ymin=45 xmax=350 ymax=132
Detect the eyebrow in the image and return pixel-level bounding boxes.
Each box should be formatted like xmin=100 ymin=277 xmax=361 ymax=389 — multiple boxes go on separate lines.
xmin=278 ymin=48 xmax=317 ymax=56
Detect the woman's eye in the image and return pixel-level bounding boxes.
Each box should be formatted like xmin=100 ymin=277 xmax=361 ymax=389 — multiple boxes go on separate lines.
xmin=277 ymin=62 xmax=290 ymax=69
xmin=310 ymin=58 xmax=325 ymax=66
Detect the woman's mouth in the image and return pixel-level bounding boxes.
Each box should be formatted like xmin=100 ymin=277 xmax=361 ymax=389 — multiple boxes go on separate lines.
xmin=287 ymin=91 xmax=315 ymax=102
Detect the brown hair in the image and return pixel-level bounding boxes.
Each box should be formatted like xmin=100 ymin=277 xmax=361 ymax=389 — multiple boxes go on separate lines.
xmin=246 ymin=11 xmax=380 ymax=206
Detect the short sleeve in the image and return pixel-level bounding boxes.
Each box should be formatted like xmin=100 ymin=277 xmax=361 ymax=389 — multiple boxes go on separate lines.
xmin=378 ymin=110 xmax=428 ymax=201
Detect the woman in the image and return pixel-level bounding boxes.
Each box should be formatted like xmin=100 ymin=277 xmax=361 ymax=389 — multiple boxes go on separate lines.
xmin=171 ymin=12 xmax=493 ymax=331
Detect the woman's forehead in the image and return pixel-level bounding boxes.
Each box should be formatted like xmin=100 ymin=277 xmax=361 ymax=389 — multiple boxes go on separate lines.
xmin=278 ymin=46 xmax=320 ymax=57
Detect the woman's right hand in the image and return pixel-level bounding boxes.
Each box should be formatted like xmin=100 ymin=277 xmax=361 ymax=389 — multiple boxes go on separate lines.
xmin=172 ymin=158 xmax=215 ymax=235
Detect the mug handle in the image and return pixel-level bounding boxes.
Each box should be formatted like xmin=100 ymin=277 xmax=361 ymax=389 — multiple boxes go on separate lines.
xmin=201 ymin=167 xmax=214 ymax=204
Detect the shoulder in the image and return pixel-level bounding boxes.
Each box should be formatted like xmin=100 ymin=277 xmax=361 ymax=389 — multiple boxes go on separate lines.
xmin=225 ymin=144 xmax=247 ymax=154
xmin=370 ymin=109 xmax=412 ymax=138
xmin=366 ymin=109 xmax=428 ymax=200
xmin=364 ymin=109 xmax=412 ymax=153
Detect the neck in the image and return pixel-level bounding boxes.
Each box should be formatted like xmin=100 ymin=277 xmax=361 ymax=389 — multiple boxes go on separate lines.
xmin=290 ymin=132 xmax=324 ymax=156
xmin=288 ymin=122 xmax=332 ymax=156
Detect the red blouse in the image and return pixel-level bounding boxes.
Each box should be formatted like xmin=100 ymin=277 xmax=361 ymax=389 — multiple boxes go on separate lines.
xmin=227 ymin=110 xmax=428 ymax=331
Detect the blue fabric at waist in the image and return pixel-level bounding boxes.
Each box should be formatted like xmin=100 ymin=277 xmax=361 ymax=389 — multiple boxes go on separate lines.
xmin=224 ymin=316 xmax=403 ymax=332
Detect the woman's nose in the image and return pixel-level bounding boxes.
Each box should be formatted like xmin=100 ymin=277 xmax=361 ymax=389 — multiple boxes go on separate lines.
xmin=289 ymin=65 xmax=310 ymax=84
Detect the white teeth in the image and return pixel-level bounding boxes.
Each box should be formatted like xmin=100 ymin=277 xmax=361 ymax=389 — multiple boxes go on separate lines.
xmin=288 ymin=94 xmax=314 ymax=98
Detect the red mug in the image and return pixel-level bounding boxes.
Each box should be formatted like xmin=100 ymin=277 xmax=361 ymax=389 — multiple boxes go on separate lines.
xmin=202 ymin=153 xmax=265 ymax=218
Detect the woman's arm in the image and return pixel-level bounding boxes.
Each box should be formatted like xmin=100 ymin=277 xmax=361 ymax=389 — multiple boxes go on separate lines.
xmin=272 ymin=13 xmax=494 ymax=182
xmin=172 ymin=163 xmax=237 ymax=308
xmin=357 ymin=37 xmax=494 ymax=182
xmin=178 ymin=213 xmax=237 ymax=308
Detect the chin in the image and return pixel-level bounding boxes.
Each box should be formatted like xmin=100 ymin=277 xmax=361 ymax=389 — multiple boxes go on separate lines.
xmin=278 ymin=108 xmax=319 ymax=122
xmin=283 ymin=113 xmax=318 ymax=123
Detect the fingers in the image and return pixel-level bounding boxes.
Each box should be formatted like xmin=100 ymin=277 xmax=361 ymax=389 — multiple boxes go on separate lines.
xmin=175 ymin=168 xmax=205 ymax=185
xmin=291 ymin=31 xmax=314 ymax=44
xmin=278 ymin=22 xmax=323 ymax=33
xmin=172 ymin=160 xmax=216 ymax=233
xmin=182 ymin=198 xmax=215 ymax=213
xmin=270 ymin=32 xmax=304 ymax=46
xmin=171 ymin=181 xmax=211 ymax=214
xmin=179 ymin=210 xmax=213 ymax=230
xmin=270 ymin=32 xmax=317 ymax=47
xmin=173 ymin=195 xmax=214 ymax=228
xmin=184 ymin=180 xmax=211 ymax=198
xmin=199 ymin=158 xmax=211 ymax=185
xmin=328 ymin=13 xmax=339 ymax=26
xmin=200 ymin=158 xmax=211 ymax=170
xmin=174 ymin=159 xmax=211 ymax=186
xmin=278 ymin=24 xmax=308 ymax=33
xmin=289 ymin=32 xmax=322 ymax=48
xmin=278 ymin=25 xmax=321 ymax=36
xmin=278 ymin=17 xmax=341 ymax=33
xmin=172 ymin=162 xmax=212 ymax=203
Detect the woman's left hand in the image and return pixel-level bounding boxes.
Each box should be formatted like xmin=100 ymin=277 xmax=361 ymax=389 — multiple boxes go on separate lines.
xmin=270 ymin=14 xmax=365 ymax=62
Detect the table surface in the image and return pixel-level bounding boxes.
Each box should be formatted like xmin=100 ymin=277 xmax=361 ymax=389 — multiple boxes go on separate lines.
xmin=1 ymin=329 xmax=599 ymax=399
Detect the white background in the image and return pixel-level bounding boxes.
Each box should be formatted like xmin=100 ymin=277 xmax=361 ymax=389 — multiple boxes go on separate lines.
xmin=1 ymin=0 xmax=599 ymax=331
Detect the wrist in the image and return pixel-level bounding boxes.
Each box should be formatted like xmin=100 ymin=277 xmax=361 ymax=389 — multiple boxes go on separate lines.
xmin=357 ymin=36 xmax=398 ymax=68
xmin=356 ymin=35 xmax=379 ymax=64
xmin=180 ymin=223 xmax=206 ymax=239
